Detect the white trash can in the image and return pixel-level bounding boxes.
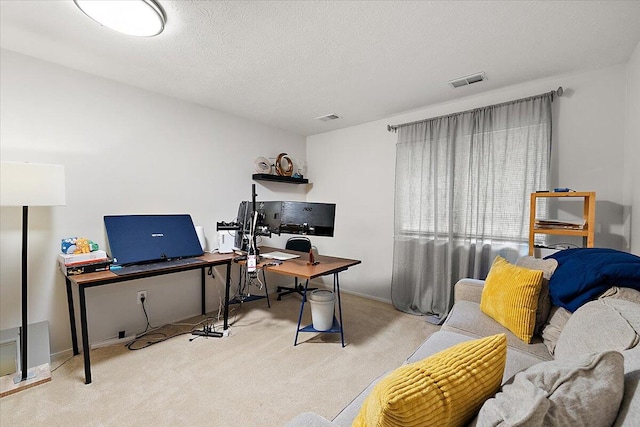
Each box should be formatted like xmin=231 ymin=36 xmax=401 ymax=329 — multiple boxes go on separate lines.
xmin=308 ymin=290 xmax=335 ymax=331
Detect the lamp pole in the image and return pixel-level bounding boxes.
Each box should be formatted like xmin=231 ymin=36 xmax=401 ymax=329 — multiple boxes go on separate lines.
xmin=19 ymin=206 xmax=30 ymax=382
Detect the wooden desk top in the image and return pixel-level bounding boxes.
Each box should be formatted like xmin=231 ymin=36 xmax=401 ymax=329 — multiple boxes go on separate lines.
xmin=65 ymin=247 xmax=360 ymax=286
xmin=65 ymin=252 xmax=235 ymax=286
xmin=257 ymin=246 xmax=361 ymax=280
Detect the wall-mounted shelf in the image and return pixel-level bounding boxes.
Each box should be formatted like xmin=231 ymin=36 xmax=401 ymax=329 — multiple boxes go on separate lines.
xmin=252 ymin=174 xmax=309 ymax=184
xmin=528 ymin=191 xmax=596 ymax=255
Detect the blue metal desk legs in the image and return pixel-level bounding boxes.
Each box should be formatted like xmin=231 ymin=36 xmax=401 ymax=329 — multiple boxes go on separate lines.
xmin=294 ymin=272 xmax=344 ymax=347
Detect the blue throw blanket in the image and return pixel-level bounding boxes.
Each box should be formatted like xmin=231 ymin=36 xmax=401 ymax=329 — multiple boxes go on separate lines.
xmin=546 ymin=248 xmax=640 ymax=312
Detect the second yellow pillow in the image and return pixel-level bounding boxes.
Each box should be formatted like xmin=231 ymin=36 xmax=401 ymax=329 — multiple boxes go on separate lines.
xmin=480 ymin=256 xmax=543 ymax=343
xmin=352 ymin=334 xmax=507 ymax=427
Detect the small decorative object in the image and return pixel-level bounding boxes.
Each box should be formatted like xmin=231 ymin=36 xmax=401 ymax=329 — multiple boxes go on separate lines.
xmin=296 ymin=160 xmax=306 ymax=178
xmin=254 ymin=157 xmax=271 ymax=174
xmin=61 ymin=237 xmax=99 ymax=254
xmin=275 ymin=153 xmax=294 ymax=177
xmin=307 ymin=249 xmax=319 ymax=265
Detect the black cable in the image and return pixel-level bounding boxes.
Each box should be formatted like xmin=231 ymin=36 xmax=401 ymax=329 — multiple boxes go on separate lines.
xmin=126 ymin=297 xmax=166 ymax=350
xmin=126 ymin=270 xmax=245 ymax=350
xmin=140 ymin=297 xmax=157 ymax=332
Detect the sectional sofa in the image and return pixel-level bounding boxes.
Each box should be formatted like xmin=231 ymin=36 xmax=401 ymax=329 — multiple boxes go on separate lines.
xmin=287 ymin=249 xmax=640 ymax=426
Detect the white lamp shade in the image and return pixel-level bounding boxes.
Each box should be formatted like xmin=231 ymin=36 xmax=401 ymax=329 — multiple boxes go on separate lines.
xmin=0 ymin=162 xmax=66 ymax=206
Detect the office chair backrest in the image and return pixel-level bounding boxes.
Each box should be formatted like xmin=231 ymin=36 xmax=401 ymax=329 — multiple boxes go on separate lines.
xmin=285 ymin=237 xmax=312 ymax=253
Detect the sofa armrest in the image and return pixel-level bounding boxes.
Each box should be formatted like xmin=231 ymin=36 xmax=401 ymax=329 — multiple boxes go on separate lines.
xmin=454 ymin=278 xmax=485 ymax=304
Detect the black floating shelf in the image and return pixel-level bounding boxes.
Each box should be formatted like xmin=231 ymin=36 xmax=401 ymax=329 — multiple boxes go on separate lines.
xmin=252 ymin=174 xmax=309 ymax=184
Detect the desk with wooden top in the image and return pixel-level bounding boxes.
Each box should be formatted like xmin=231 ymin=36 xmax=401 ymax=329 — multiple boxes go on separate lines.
xmin=64 ymin=248 xmax=360 ymax=384
xmin=256 ymin=246 xmax=361 ymax=347
xmin=63 ymin=252 xmax=235 ymax=384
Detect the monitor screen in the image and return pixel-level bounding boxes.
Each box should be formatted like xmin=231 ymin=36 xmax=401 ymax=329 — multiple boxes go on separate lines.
xmin=234 ymin=201 xmax=282 ymax=249
xmin=280 ymin=201 xmax=336 ymax=237
xmin=104 ymin=214 xmax=203 ymax=266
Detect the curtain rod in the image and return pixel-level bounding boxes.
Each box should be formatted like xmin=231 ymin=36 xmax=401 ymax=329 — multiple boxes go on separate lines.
xmin=387 ymin=86 xmax=564 ymax=133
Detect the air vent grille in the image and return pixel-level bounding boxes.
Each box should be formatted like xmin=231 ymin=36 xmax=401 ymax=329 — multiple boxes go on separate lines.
xmin=316 ymin=114 xmax=340 ymax=121
xmin=447 ymin=72 xmax=487 ymax=89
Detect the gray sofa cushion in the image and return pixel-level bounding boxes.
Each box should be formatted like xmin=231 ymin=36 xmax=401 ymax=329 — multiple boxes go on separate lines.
xmin=407 ymin=330 xmax=542 ymax=384
xmin=476 ymin=351 xmax=625 ymax=427
xmin=453 ymin=278 xmax=485 ymax=304
xmin=442 ymin=300 xmax=552 ymax=361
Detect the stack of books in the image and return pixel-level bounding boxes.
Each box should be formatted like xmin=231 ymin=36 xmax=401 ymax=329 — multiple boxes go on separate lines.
xmin=534 ymin=219 xmax=586 ymax=230
xmin=58 ymin=250 xmax=111 ymax=275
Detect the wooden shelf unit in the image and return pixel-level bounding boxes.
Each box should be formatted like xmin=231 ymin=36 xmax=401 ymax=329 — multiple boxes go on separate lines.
xmin=528 ymin=191 xmax=596 ymax=255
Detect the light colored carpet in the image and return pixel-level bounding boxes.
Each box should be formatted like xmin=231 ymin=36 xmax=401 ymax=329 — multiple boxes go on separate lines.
xmin=0 ymin=292 xmax=439 ymax=426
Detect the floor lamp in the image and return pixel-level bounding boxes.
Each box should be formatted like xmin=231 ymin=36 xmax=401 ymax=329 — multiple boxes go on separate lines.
xmin=0 ymin=162 xmax=65 ymax=391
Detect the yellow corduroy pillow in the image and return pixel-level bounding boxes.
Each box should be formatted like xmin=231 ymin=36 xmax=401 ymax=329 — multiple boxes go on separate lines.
xmin=352 ymin=334 xmax=507 ymax=427
xmin=480 ymin=256 xmax=544 ymax=344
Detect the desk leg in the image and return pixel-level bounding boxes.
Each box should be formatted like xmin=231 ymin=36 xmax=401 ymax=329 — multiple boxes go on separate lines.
xmin=65 ymin=277 xmax=79 ymax=355
xmin=294 ymin=282 xmax=309 ymax=346
xmin=334 ymin=273 xmax=345 ymax=348
xmin=79 ymin=285 xmax=92 ymax=384
xmin=262 ymin=268 xmax=271 ymax=308
xmin=223 ymin=262 xmax=231 ymax=330
xmin=201 ymin=267 xmax=206 ymax=315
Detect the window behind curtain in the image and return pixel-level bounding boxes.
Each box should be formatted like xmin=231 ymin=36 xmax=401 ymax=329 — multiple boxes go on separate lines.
xmin=392 ymin=92 xmax=553 ymax=323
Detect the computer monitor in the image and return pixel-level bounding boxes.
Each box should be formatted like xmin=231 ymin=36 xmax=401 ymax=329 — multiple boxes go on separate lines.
xmin=234 ymin=201 xmax=282 ymax=249
xmin=280 ymin=201 xmax=336 ymax=237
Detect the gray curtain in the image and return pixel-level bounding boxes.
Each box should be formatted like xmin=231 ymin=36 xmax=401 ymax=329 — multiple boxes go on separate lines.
xmin=391 ymin=92 xmax=553 ymax=323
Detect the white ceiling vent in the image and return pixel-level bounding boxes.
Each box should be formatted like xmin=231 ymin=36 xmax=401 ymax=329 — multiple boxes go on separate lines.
xmin=447 ymin=72 xmax=487 ymax=89
xmin=315 ymin=114 xmax=340 ymax=122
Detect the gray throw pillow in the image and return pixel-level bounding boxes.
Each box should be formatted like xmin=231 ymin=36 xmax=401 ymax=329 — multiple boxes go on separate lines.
xmin=515 ymin=256 xmax=558 ymax=333
xmin=554 ymin=298 xmax=640 ymax=360
xmin=476 ymin=351 xmax=625 ymax=427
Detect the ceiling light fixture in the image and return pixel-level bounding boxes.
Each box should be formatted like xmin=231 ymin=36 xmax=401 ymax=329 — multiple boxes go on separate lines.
xmin=74 ymin=0 xmax=166 ymax=37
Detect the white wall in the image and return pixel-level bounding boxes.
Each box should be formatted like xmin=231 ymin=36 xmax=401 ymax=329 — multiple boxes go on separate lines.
xmin=307 ymin=64 xmax=631 ymax=303
xmin=625 ymin=40 xmax=640 ymax=255
xmin=0 ymin=50 xmax=307 ymax=356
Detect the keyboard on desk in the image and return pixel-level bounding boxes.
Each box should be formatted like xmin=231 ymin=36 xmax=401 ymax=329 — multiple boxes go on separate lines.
xmin=112 ymin=258 xmax=204 ymax=276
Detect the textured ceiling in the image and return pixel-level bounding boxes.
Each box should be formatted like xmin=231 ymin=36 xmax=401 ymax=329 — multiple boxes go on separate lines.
xmin=1 ymin=1 xmax=640 ymax=136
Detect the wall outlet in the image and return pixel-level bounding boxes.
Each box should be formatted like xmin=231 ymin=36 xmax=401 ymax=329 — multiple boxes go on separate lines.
xmin=136 ymin=290 xmax=147 ymax=305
